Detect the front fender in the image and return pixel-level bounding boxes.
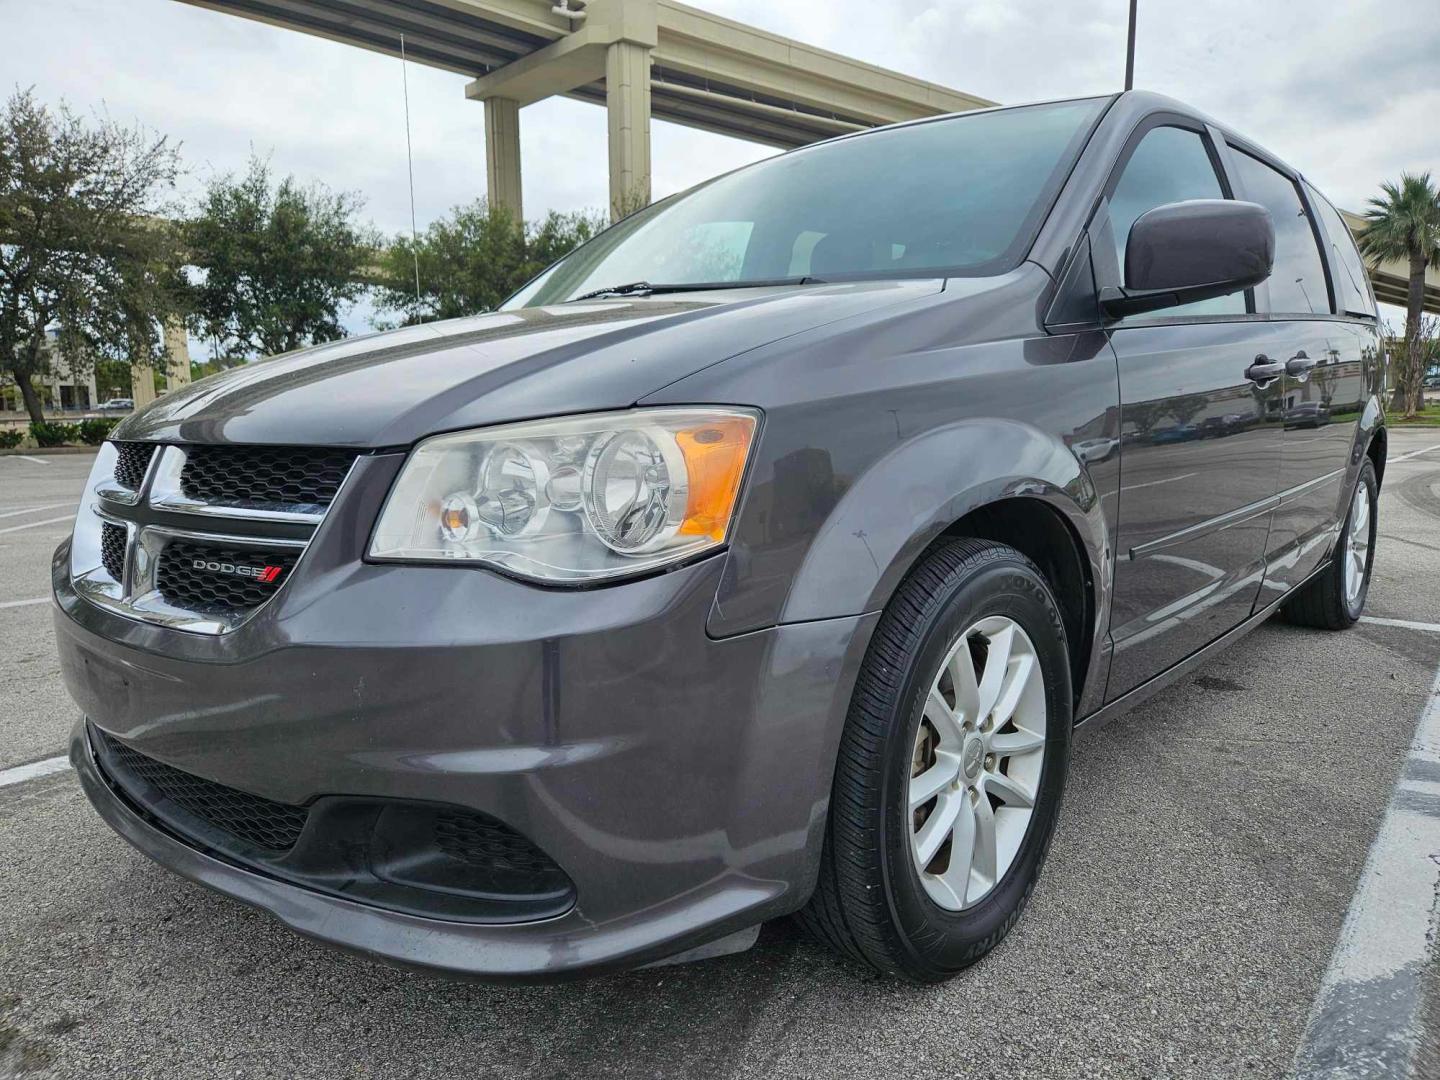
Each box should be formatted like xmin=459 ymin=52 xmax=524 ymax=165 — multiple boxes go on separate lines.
xmin=780 ymin=418 xmax=1109 ymax=623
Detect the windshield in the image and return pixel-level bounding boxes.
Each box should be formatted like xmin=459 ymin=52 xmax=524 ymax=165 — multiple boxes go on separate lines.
xmin=505 ymin=97 xmax=1109 ymax=308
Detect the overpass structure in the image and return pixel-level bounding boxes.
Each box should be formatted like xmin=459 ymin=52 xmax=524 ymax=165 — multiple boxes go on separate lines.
xmin=175 ymin=0 xmax=1438 ymax=317
xmin=177 ymin=0 xmax=993 ymax=219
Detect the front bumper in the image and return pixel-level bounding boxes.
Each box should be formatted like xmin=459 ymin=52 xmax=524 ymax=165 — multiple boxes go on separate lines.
xmin=55 ymin=542 xmax=876 ymax=979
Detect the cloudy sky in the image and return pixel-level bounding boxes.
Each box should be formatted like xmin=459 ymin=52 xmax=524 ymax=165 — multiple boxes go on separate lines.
xmin=6 ymin=0 xmax=1437 ymax=330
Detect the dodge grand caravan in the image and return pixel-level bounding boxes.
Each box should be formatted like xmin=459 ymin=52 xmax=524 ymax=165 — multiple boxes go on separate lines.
xmin=58 ymin=91 xmax=1385 ymax=982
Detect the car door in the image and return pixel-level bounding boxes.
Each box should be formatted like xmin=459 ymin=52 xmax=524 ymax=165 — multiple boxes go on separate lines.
xmin=1224 ymin=163 xmax=1376 ymax=597
xmin=1100 ymin=120 xmax=1287 ymax=701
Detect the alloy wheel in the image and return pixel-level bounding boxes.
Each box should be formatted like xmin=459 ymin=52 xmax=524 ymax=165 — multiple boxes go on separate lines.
xmin=1344 ymin=480 xmax=1372 ymax=606
xmin=908 ymin=615 xmax=1046 ymax=911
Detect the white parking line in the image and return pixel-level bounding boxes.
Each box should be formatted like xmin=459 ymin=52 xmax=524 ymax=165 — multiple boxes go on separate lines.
xmin=1389 ymin=442 xmax=1440 ymax=464
xmin=12 ymin=454 xmax=51 ymax=466
xmin=1121 ymin=471 xmax=1198 ymax=492
xmin=1293 ymin=661 xmax=1440 ymax=1078
xmin=0 ymin=755 xmax=70 ymax=788
xmin=1361 ymin=616 xmax=1440 ymax=634
xmin=0 ymin=515 xmax=73 ymax=535
xmin=0 ymin=506 xmax=74 ymax=521
xmin=0 ymin=597 xmax=48 ymax=610
xmin=0 ymin=502 xmax=75 ymax=520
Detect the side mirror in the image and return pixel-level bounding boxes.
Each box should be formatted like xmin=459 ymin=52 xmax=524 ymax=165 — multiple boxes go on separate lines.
xmin=1101 ymin=199 xmax=1274 ymax=318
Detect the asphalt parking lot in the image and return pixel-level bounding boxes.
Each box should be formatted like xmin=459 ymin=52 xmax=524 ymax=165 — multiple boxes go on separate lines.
xmin=2 ymin=435 xmax=1439 ymax=1079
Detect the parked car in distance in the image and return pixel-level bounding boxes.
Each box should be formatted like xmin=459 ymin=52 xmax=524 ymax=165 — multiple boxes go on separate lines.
xmin=56 ymin=91 xmax=1384 ymax=984
xmin=1071 ymin=435 xmax=1119 ymax=463
xmin=1150 ymin=423 xmax=1199 ymax=445
xmin=1284 ymin=401 xmax=1331 ymax=429
xmin=97 ymin=398 xmax=134 ymax=412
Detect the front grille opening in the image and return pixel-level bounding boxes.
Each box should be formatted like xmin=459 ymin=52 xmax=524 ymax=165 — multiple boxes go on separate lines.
xmin=99 ymin=522 xmax=127 ymax=582
xmin=113 ymin=442 xmax=156 ymax=490
xmin=156 ymin=540 xmax=298 ymax=615
xmin=97 ymin=730 xmax=307 ymax=852
xmin=90 ymin=726 xmax=577 ymax=923
xmin=435 ymin=810 xmax=572 ymax=889
xmin=370 ymin=804 xmax=574 ymax=904
xmin=180 ymin=445 xmax=357 ymax=512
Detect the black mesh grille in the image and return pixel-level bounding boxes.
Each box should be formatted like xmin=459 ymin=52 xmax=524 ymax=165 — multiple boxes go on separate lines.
xmin=156 ymin=540 xmax=298 ymax=615
xmin=113 ymin=442 xmax=156 ymax=490
xmin=180 ymin=445 xmax=357 ymax=511
xmin=97 ymin=730 xmax=308 ymax=852
xmin=435 ymin=810 xmax=567 ymax=881
xmin=100 ymin=522 xmax=127 ymax=582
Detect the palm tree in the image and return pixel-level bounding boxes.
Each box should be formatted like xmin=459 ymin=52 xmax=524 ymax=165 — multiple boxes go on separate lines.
xmin=1358 ymin=173 xmax=1440 ymax=414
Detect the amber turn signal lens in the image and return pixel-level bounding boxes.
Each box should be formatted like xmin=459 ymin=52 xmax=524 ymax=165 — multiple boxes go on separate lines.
xmin=675 ymin=416 xmax=757 ymax=542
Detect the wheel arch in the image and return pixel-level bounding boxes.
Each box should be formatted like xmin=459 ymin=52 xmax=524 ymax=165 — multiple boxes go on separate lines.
xmin=1367 ymin=423 xmax=1387 ymax=490
xmin=938 ymin=497 xmax=1095 ymax=709
xmin=778 ymin=418 xmax=1112 ymax=712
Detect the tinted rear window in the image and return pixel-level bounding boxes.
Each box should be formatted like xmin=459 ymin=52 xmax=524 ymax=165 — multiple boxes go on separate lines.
xmin=1307 ymin=185 xmax=1377 ymax=317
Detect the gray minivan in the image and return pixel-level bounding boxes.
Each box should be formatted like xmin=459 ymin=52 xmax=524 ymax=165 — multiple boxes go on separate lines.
xmin=58 ymin=91 xmax=1384 ymax=982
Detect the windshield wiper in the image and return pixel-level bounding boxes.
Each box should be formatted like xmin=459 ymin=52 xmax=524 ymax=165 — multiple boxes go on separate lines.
xmin=567 ymin=276 xmax=824 ymax=303
xmin=569 ymin=281 xmax=656 ymax=301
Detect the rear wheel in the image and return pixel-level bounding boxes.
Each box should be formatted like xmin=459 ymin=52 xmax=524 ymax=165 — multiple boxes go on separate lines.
xmin=1282 ymin=458 xmax=1377 ymax=630
xmin=799 ymin=538 xmax=1072 ymax=982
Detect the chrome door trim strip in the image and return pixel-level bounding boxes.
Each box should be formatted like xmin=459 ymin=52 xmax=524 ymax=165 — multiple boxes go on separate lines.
xmin=1127 ymin=493 xmax=1280 ymax=561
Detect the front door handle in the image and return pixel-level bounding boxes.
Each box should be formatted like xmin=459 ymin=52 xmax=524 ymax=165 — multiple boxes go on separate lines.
xmin=1246 ymin=355 xmax=1284 ymax=384
xmin=1286 ymin=351 xmax=1318 ymax=379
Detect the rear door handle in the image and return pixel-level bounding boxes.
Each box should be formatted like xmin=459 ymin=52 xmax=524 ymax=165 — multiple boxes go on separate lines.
xmin=1286 ymin=351 xmax=1318 ymax=379
xmin=1246 ymin=355 xmax=1284 ymax=384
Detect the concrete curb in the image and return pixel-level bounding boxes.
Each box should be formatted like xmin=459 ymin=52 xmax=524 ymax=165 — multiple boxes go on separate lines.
xmin=1293 ymin=663 xmax=1440 ymax=1078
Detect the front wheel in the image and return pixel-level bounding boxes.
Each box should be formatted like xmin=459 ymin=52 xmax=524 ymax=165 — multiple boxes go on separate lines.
xmin=799 ymin=538 xmax=1072 ymax=982
xmin=1283 ymin=457 xmax=1377 ymax=630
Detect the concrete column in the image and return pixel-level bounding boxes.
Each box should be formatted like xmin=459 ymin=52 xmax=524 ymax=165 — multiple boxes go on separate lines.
xmin=484 ymin=97 xmax=524 ymax=222
xmin=131 ymin=363 xmax=157 ymax=409
xmin=164 ymin=316 xmax=192 ymax=392
xmin=606 ymin=39 xmax=651 ymax=221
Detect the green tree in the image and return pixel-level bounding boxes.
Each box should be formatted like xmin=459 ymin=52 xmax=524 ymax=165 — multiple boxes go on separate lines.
xmin=186 ymin=156 xmax=376 ymax=360
xmin=1170 ymin=393 xmax=1209 ymax=428
xmin=0 ymin=89 xmax=185 ymax=424
xmin=1358 ymin=173 xmax=1440 ymax=416
xmin=373 ymin=200 xmax=604 ymax=325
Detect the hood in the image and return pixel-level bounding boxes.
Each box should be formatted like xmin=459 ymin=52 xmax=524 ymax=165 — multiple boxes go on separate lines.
xmin=117 ymin=280 xmax=942 ymax=448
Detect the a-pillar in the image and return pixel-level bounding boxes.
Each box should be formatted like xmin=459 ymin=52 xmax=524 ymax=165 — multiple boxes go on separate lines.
xmin=606 ymin=39 xmax=651 ymax=221
xmin=484 ymin=97 xmax=524 ymax=222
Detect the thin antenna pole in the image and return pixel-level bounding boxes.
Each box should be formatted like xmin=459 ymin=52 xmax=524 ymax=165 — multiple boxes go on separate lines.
xmin=1124 ymin=0 xmax=1138 ymax=91
xmin=399 ymin=33 xmax=422 ymax=309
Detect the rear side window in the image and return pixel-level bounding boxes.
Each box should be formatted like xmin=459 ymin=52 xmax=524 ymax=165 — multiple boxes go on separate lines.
xmin=1107 ymin=126 xmax=1244 ymax=316
xmin=1307 ymin=186 xmax=1377 ymax=317
xmin=1227 ymin=150 xmax=1330 ymax=315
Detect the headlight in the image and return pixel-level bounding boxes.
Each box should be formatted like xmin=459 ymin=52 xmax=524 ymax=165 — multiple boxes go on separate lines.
xmin=369 ymin=408 xmax=760 ymax=583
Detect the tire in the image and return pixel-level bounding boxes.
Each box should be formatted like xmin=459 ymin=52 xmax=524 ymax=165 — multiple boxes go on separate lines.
xmin=798 ymin=537 xmax=1072 ymax=982
xmin=1282 ymin=458 xmax=1377 ymax=630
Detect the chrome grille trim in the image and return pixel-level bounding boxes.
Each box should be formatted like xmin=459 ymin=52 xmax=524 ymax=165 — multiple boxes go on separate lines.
xmin=72 ymin=506 xmax=133 ymax=606
xmin=149 ymin=445 xmax=358 ymax=523
xmin=77 ymin=523 xmax=309 ymax=635
xmin=72 ymin=440 xmax=354 ymax=636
